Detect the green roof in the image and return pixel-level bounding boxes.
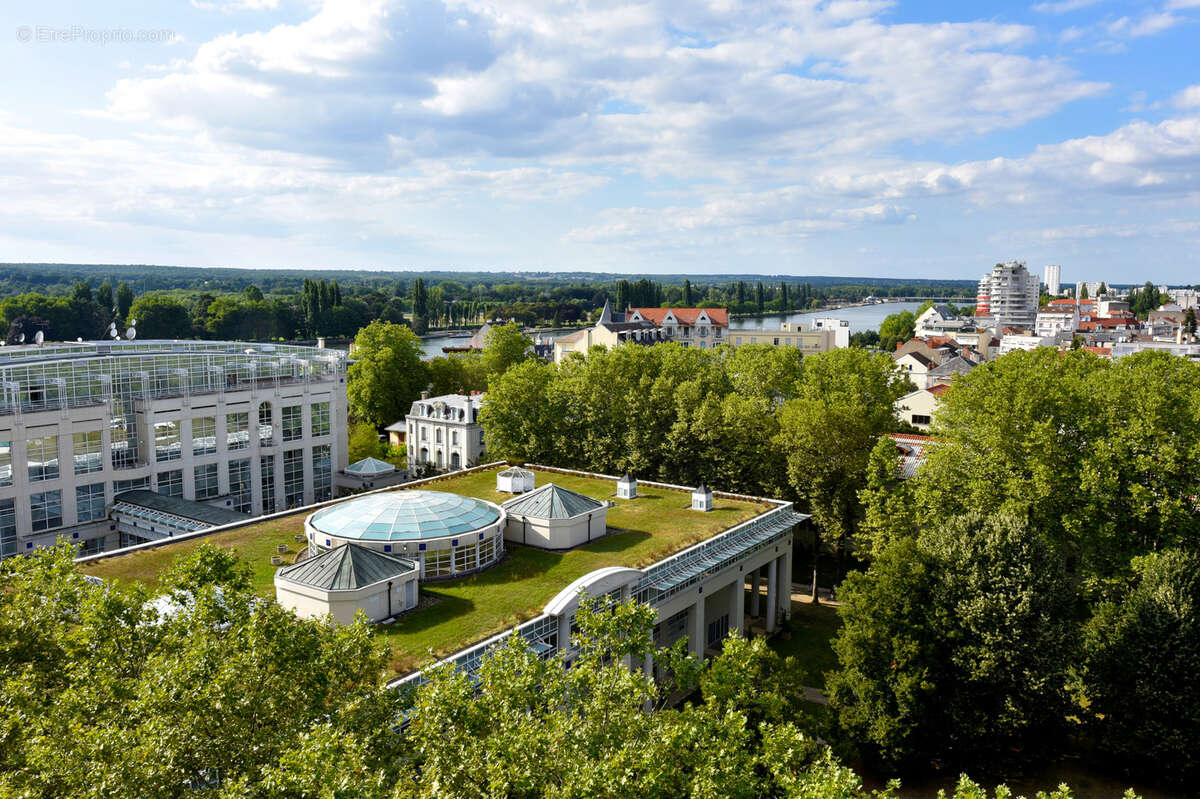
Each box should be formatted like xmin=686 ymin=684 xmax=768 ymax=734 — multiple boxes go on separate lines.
xmin=112 ymin=490 xmax=250 ymax=527
xmin=501 ymin=483 xmax=604 ymax=520
xmin=276 ymin=543 xmax=417 ymax=591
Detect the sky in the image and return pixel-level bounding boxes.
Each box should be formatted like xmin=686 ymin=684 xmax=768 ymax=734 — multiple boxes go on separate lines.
xmin=1 ymin=0 xmax=1198 ymax=282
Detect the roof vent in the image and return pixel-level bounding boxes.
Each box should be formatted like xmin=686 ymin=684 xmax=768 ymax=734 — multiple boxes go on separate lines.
xmin=691 ymin=483 xmax=713 ymax=512
xmin=616 ymin=473 xmax=637 ymax=499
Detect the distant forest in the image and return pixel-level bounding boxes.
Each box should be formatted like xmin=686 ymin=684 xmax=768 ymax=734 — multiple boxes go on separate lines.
xmin=0 ymin=262 xmax=977 ymax=343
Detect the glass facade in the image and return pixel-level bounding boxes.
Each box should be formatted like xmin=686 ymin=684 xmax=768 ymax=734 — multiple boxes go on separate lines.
xmin=310 ymin=402 xmax=330 ymax=437
xmin=156 ymin=469 xmax=183 ymax=497
xmin=282 ymin=405 xmax=302 ymax=442
xmin=0 ymin=440 xmax=11 ymax=487
xmin=312 ymin=444 xmax=331 ymax=502
xmin=192 ymin=417 xmax=217 ymax=457
xmin=75 ymin=483 xmax=106 ymax=522
xmin=114 ymin=477 xmax=150 ymax=494
xmin=228 ymin=458 xmax=251 ymax=514
xmin=154 ymin=420 xmax=181 ymax=463
xmin=226 ymin=412 xmax=249 ymax=451
xmin=425 ymin=548 xmax=452 ymax=577
xmin=27 ymin=436 xmax=60 ymax=482
xmin=0 ymin=499 xmax=15 ymax=557
xmin=194 ymin=463 xmax=219 ymax=500
xmin=30 ymin=490 xmax=63 ymax=532
xmin=110 ymin=415 xmax=138 ymax=469
xmin=258 ymin=402 xmax=274 ymax=446
xmin=260 ymin=454 xmax=276 ymax=514
xmin=72 ymin=431 xmax=103 ymax=475
xmin=283 ymin=449 xmax=304 ymax=508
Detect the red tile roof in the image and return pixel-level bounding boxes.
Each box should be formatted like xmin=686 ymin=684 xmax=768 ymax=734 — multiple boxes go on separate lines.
xmin=928 ymin=383 xmax=951 ymax=396
xmin=630 ymin=307 xmax=730 ymax=326
xmin=1083 ymin=346 xmax=1113 ymax=357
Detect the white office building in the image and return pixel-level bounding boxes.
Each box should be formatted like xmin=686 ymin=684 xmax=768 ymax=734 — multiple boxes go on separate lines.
xmin=1043 ymin=265 xmax=1061 ymax=296
xmin=405 ymin=393 xmax=487 ymax=473
xmin=976 ymin=262 xmax=1040 ymax=329
xmin=0 ymin=340 xmax=348 ymax=559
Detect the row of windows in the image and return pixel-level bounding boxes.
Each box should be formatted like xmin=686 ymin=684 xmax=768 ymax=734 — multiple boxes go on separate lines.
xmin=414 ymin=426 xmax=485 ymax=446
xmin=1 ymin=446 xmax=333 ymax=544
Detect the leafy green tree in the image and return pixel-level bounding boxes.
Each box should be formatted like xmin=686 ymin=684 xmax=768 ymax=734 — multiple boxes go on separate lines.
xmin=128 ymin=293 xmax=193 ymax=338
xmin=347 ymin=321 xmax=428 ymax=429
xmin=877 ymin=310 xmax=916 ymax=352
xmin=719 ymin=342 xmax=803 ymax=402
xmin=1083 ymin=549 xmax=1200 ymax=786
xmin=828 ymin=512 xmax=1075 ymax=770
xmin=480 ymin=321 xmax=531 ymax=377
xmin=243 ymin=285 xmax=264 ymax=302
xmin=0 ymin=544 xmax=404 ymax=799
xmin=427 ymin=353 xmax=488 ymax=397
xmin=479 ymin=358 xmax=566 ymax=464
xmin=776 ymin=348 xmax=912 ymax=582
xmin=96 ymin=280 xmax=114 ymax=313
xmin=116 ymin=281 xmax=135 ymax=321
xmin=348 ymin=420 xmax=387 ymax=463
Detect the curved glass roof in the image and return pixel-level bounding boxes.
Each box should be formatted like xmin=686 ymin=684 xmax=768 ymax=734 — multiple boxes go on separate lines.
xmin=309 ymin=490 xmax=501 ymax=541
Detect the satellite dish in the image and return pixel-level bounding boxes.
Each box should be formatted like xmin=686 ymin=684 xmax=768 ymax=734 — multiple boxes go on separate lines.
xmin=34 ymin=331 xmax=44 ymax=345
xmin=109 ymin=328 xmax=118 ymax=339
xmin=17 ymin=333 xmax=25 ymax=344
xmin=76 ymin=337 xmax=83 ymax=342
xmin=108 ymin=322 xmax=116 ymax=332
xmin=126 ymin=328 xmax=137 ymax=341
xmin=131 ymin=318 xmax=138 ymax=326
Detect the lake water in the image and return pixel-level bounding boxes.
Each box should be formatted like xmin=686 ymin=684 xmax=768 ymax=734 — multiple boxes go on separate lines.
xmin=418 ymin=302 xmax=925 ymax=358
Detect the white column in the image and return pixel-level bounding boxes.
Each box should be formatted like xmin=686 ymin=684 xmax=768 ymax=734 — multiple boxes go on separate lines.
xmin=689 ymin=597 xmax=706 ymax=657
xmin=731 ymin=575 xmax=745 ymax=634
xmin=642 ymin=652 xmax=654 ymax=711
xmin=749 ymin=569 xmax=760 ymax=617
xmin=780 ymin=552 xmax=792 ymax=622
xmin=557 ymin=613 xmax=571 ymax=657
xmin=766 ymin=558 xmax=778 ymax=633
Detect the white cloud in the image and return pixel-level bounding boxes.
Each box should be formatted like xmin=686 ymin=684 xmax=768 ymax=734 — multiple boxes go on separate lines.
xmin=1032 ymin=0 xmax=1102 ymax=14
xmin=1175 ymin=85 xmax=1200 ymax=109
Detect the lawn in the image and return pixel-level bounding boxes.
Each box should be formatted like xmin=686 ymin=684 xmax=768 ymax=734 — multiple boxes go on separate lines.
xmin=770 ymin=600 xmax=843 ymax=690
xmin=83 ymin=466 xmax=771 ymax=675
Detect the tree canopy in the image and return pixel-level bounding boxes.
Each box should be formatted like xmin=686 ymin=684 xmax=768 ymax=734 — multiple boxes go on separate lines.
xmin=347 ymin=321 xmax=429 ymax=428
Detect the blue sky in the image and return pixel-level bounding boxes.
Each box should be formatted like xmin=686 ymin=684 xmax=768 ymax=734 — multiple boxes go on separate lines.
xmin=2 ymin=0 xmax=1198 ymax=282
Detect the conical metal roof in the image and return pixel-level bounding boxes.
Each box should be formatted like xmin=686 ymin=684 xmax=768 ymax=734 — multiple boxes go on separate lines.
xmin=276 ymin=543 xmax=416 ymax=591
xmin=345 ymin=457 xmax=396 ymax=476
xmin=501 ymin=483 xmax=604 ymax=520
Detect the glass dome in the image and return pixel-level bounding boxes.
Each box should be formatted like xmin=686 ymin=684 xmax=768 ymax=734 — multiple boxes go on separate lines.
xmin=309 ymin=490 xmax=500 ymax=541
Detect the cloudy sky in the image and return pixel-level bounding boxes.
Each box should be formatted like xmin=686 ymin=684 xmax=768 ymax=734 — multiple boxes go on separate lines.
xmin=2 ymin=0 xmax=1199 ymax=281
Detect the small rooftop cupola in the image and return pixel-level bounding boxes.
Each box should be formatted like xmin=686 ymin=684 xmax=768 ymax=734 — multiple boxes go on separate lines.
xmin=616 ymin=473 xmax=637 ymax=500
xmin=691 ymin=483 xmax=713 ymax=512
xmin=497 ymin=466 xmax=536 ymax=494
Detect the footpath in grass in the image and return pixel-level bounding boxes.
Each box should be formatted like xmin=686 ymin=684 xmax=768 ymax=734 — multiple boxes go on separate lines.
xmin=83 ymin=466 xmax=770 ymax=676
xmin=769 ymin=599 xmax=843 ymax=690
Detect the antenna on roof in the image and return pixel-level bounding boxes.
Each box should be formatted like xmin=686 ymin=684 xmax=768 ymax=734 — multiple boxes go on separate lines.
xmin=125 ymin=327 xmax=136 ymax=341
xmin=16 ymin=333 xmax=25 ymax=344
xmin=33 ymin=331 xmax=44 ymax=346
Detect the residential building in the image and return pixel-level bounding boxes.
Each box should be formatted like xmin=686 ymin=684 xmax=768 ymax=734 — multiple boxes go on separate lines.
xmin=999 ymin=333 xmax=1055 ymax=354
xmin=914 ymin=305 xmax=967 ymax=337
xmin=894 ymin=384 xmax=948 ymax=431
xmin=405 ymin=393 xmax=486 ymax=473
xmin=1035 ymin=305 xmax=1080 ymax=338
xmin=728 ymin=322 xmax=840 ymax=353
xmin=895 ymin=351 xmax=936 ymax=389
xmin=552 ymin=302 xmax=729 ymax=361
xmin=1043 ymin=264 xmax=1061 ymax=296
xmin=976 ymin=261 xmax=1040 ymax=329
xmin=0 ymin=339 xmax=348 ymax=559
xmin=809 ymin=318 xmax=851 ymax=348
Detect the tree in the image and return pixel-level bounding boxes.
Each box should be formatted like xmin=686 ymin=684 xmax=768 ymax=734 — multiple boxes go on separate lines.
xmin=478 ymin=358 xmax=565 ymax=464
xmin=877 ymin=310 xmax=916 ymax=352
xmin=1083 ymin=549 xmax=1200 ymax=786
xmin=755 ymin=281 xmax=765 ymax=312
xmin=411 ymin=278 xmax=429 ymax=334
xmin=347 ymin=321 xmax=429 ymax=428
xmin=116 ymin=282 xmax=134 ymax=321
xmin=776 ymin=348 xmax=913 ymax=585
xmin=427 ymin=354 xmax=488 ymax=397
xmin=683 ymin=278 xmax=693 ymax=306
xmin=127 ymin=294 xmax=193 ymax=339
xmin=96 ymin=280 xmax=114 ymax=314
xmin=480 ymin=322 xmax=531 ymax=377
xmin=348 ymin=420 xmax=387 ymax=463
xmin=828 ymin=512 xmax=1075 ymax=771
xmin=0 ymin=544 xmax=404 ymax=798
xmin=243 ymin=285 xmax=265 ymax=302
xmin=1097 ymin=281 xmax=1107 ymax=295
xmin=1080 ymin=284 xmax=1089 ymax=299
xmin=1184 ymin=307 xmax=1196 ymax=342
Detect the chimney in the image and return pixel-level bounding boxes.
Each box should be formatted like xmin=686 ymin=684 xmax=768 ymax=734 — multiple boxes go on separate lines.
xmin=420 ymin=388 xmax=430 ymax=400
